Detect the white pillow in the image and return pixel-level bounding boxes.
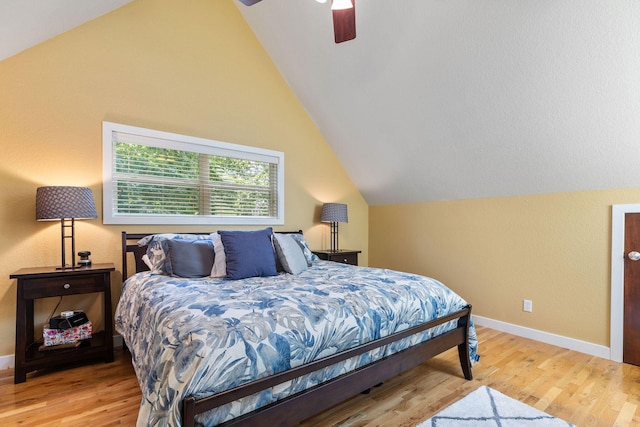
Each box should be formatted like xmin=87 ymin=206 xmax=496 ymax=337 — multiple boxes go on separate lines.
xmin=273 ymin=233 xmax=308 ymax=275
xmin=210 ymin=232 xmax=227 ymax=277
xmin=141 ymin=254 xmax=153 ymax=270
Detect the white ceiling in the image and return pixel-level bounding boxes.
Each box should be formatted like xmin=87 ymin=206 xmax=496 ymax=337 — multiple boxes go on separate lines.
xmin=2 ymin=0 xmax=639 ymax=205
xmin=0 ymin=0 xmax=132 ymax=61
xmin=237 ymin=0 xmax=640 ymax=205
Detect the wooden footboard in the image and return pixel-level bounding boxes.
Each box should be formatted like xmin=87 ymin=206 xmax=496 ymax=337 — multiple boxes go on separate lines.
xmin=182 ymin=305 xmax=472 ymax=427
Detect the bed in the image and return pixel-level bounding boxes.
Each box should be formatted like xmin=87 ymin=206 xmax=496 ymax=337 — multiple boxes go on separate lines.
xmin=116 ymin=229 xmax=477 ymax=427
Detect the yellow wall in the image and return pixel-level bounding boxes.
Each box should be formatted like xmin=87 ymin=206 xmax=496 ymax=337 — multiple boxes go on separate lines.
xmin=0 ymin=0 xmax=368 ymax=358
xmin=370 ymin=188 xmax=640 ymax=347
xmin=3 ymin=0 xmax=630 ymax=362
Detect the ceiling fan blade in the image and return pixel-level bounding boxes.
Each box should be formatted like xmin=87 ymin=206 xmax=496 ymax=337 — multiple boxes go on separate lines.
xmin=238 ymin=0 xmax=262 ymax=5
xmin=332 ymin=0 xmax=356 ymax=43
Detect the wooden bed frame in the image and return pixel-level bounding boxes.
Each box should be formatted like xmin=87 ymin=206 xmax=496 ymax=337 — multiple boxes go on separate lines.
xmin=121 ymin=231 xmax=473 ymax=427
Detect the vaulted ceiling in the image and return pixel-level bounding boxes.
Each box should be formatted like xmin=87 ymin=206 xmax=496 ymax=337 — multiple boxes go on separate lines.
xmin=3 ymin=1 xmax=639 ymax=205
xmin=0 ymin=0 xmax=133 ymax=61
xmin=237 ymin=1 xmax=640 ymax=205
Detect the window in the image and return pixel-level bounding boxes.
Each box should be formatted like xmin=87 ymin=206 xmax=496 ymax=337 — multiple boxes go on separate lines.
xmin=102 ymin=122 xmax=284 ymax=225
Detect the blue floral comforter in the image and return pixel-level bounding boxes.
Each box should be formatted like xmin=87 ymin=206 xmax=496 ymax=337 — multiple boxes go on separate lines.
xmin=115 ymin=261 xmax=477 ymax=426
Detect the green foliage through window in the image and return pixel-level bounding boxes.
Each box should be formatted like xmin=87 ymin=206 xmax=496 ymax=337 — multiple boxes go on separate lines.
xmin=102 ymin=122 xmax=284 ymax=225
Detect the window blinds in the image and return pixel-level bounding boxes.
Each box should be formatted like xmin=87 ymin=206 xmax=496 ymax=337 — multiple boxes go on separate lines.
xmin=105 ymin=125 xmax=282 ymax=224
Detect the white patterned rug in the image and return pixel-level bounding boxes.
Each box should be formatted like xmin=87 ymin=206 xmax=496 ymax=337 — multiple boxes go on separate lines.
xmin=418 ymin=386 xmax=575 ymax=426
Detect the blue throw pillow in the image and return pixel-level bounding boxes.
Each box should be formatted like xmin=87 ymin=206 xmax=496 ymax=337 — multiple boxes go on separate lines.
xmin=218 ymin=228 xmax=278 ymax=280
xmin=165 ymin=239 xmax=215 ymax=278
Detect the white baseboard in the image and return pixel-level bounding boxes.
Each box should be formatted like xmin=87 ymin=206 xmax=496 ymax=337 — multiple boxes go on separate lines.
xmin=473 ymin=315 xmax=611 ymax=360
xmin=0 ymin=335 xmax=124 ymax=371
xmin=0 ymin=354 xmax=14 ymax=371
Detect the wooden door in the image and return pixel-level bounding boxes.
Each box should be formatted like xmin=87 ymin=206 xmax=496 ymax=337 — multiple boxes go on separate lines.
xmin=624 ymin=213 xmax=640 ymax=365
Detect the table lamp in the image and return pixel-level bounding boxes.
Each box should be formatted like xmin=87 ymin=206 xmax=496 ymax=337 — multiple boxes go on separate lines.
xmin=320 ymin=202 xmax=348 ymax=252
xmin=36 ymin=186 xmax=98 ymax=269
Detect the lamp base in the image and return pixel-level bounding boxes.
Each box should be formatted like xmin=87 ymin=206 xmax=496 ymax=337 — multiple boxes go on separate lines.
xmin=329 ymin=222 xmax=340 ymax=252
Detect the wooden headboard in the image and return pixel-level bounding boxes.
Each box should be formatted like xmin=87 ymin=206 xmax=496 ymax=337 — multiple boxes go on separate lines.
xmin=122 ymin=232 xmax=149 ymax=280
xmin=121 ymin=230 xmax=303 ymax=280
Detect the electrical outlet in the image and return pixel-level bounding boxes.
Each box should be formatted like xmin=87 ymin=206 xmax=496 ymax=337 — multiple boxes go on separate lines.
xmin=523 ymin=299 xmax=533 ymax=313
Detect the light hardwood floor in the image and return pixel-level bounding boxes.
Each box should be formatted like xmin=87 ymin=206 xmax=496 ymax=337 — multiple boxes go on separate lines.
xmin=1 ymin=326 xmax=639 ymax=426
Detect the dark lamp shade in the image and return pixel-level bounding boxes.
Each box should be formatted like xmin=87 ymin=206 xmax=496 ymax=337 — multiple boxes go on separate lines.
xmin=36 ymin=186 xmax=98 ymax=220
xmin=320 ymin=203 xmax=348 ymax=223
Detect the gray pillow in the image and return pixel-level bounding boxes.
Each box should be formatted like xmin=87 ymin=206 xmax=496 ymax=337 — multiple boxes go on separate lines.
xmin=273 ymin=233 xmax=308 ymax=275
xmin=139 ymin=233 xmax=212 ymax=274
xmin=165 ymin=239 xmax=215 ymax=278
xmin=289 ymin=233 xmax=318 ymax=265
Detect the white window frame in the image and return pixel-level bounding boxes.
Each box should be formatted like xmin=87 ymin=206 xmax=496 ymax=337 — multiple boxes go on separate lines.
xmin=102 ymin=121 xmax=284 ymax=225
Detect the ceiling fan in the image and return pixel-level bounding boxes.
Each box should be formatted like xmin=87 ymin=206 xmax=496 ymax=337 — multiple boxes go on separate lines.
xmin=238 ymin=0 xmax=356 ymax=44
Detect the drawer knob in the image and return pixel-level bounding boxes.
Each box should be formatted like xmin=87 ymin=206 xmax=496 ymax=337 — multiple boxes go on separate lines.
xmin=63 ymin=283 xmax=71 ymax=290
xmin=343 ymin=259 xmax=348 ymax=263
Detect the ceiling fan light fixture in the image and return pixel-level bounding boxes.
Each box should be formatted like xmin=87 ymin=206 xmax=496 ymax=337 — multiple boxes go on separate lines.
xmin=331 ymin=0 xmax=353 ymax=10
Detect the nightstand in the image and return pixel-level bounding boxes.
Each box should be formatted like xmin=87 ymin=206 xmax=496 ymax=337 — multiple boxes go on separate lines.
xmin=313 ymin=250 xmax=361 ymax=266
xmin=10 ymin=263 xmax=115 ymax=383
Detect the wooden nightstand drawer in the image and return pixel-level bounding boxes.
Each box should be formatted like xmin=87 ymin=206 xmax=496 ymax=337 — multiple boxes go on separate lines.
xmin=22 ymin=274 xmax=104 ymax=299
xmin=329 ymin=253 xmax=358 ymax=265
xmin=312 ymin=250 xmax=361 ymax=266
